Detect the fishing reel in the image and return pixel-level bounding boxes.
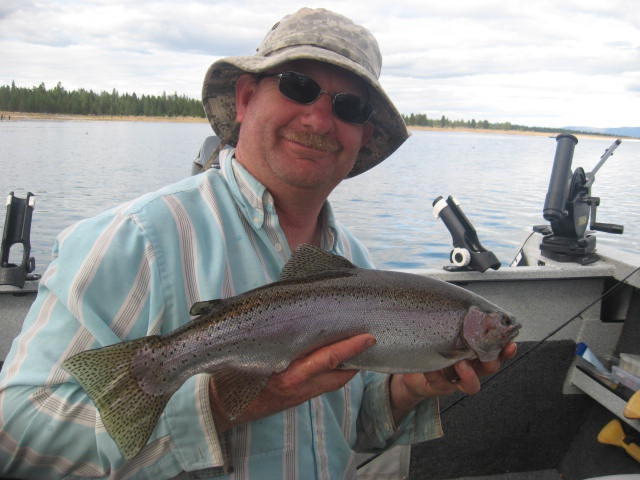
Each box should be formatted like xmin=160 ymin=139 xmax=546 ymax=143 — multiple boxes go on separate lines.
xmin=536 ymin=134 xmax=624 ymax=264
xmin=433 ymin=195 xmax=501 ymax=272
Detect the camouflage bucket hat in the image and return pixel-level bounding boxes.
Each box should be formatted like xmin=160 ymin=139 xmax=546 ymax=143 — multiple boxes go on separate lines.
xmin=202 ymin=7 xmax=409 ymax=177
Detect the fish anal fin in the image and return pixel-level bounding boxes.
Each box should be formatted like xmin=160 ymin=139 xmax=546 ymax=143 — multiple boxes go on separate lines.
xmin=210 ymin=369 xmax=270 ymax=420
xmin=280 ymin=244 xmax=358 ymax=281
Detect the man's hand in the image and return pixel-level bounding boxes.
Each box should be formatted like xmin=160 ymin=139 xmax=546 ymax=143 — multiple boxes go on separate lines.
xmin=210 ymin=334 xmax=377 ymax=432
xmin=389 ymin=342 xmax=518 ymax=424
xmin=210 ymin=336 xmax=517 ymax=431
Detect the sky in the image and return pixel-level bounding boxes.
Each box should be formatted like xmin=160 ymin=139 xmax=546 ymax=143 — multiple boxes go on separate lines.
xmin=0 ymin=0 xmax=638 ymax=129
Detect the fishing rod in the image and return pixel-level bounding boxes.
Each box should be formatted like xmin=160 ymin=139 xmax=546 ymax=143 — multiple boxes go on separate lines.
xmin=357 ymin=263 xmax=640 ymax=470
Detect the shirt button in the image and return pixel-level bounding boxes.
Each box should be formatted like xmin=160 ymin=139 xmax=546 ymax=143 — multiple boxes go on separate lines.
xmin=275 ymin=242 xmax=283 ymax=252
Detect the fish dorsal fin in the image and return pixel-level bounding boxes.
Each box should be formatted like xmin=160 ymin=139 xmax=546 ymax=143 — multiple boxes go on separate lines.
xmin=280 ymin=244 xmax=357 ymax=281
xmin=189 ymin=298 xmax=227 ymax=316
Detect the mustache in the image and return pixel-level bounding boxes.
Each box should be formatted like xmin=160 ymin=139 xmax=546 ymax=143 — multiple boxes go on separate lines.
xmin=281 ymin=130 xmax=343 ymax=153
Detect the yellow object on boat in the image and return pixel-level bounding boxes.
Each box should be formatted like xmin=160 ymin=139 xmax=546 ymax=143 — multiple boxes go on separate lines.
xmin=624 ymin=390 xmax=640 ymax=419
xmin=597 ymin=419 xmax=640 ymax=463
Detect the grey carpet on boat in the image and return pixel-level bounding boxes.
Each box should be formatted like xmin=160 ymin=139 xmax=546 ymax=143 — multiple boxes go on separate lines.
xmin=560 ymin=402 xmax=640 ymax=478
xmin=408 ymin=340 xmax=638 ymax=479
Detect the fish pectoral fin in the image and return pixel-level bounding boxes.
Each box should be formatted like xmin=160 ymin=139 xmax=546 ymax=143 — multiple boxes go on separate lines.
xmin=438 ymin=348 xmax=473 ymax=361
xmin=211 ymin=369 xmax=270 ymax=420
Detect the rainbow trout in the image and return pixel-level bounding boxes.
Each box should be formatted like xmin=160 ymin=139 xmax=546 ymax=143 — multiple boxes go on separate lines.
xmin=63 ymin=244 xmax=519 ymax=459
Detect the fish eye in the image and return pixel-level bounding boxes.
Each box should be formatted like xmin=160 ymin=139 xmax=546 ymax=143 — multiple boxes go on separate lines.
xmin=502 ymin=316 xmax=513 ymax=326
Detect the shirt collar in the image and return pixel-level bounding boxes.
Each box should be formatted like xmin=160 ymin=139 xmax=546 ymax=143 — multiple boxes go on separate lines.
xmin=218 ymin=147 xmax=339 ymax=251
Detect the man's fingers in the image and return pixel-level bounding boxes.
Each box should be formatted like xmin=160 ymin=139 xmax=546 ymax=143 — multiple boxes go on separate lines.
xmin=471 ymin=342 xmax=518 ymax=376
xmin=263 ymin=334 xmax=377 ymax=404
xmin=295 ymin=334 xmax=376 ymax=375
xmin=454 ymin=361 xmax=481 ymax=394
xmin=501 ymin=342 xmax=518 ymax=361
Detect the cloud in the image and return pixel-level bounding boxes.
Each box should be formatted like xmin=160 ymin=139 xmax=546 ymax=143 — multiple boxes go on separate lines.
xmin=0 ymin=0 xmax=638 ymax=127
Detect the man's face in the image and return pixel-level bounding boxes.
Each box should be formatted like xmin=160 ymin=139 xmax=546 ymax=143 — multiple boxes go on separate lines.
xmin=234 ymin=61 xmax=373 ymax=197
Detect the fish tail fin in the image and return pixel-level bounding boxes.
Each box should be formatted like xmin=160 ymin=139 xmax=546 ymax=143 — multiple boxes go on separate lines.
xmin=62 ymin=337 xmax=173 ymax=459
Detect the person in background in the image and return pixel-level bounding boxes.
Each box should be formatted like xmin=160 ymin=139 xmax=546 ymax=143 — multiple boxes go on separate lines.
xmin=0 ymin=8 xmax=516 ymax=479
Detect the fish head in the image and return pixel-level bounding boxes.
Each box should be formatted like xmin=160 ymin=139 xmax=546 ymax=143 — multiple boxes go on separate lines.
xmin=462 ymin=305 xmax=520 ymax=362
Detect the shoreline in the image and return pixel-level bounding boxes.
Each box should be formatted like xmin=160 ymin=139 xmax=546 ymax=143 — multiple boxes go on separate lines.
xmin=409 ymin=125 xmax=555 ymax=137
xmin=0 ymin=111 xmax=621 ymax=139
xmin=407 ymin=125 xmax=625 ymax=140
xmin=1 ymin=111 xmax=208 ymax=123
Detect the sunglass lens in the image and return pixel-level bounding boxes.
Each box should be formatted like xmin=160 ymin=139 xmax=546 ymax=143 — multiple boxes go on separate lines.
xmin=334 ymin=93 xmax=372 ymax=124
xmin=278 ymin=72 xmax=321 ymax=104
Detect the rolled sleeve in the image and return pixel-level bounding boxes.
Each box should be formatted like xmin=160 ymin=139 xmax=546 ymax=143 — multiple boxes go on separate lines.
xmin=356 ymin=373 xmax=443 ymax=452
xmin=163 ymin=375 xmax=225 ymax=469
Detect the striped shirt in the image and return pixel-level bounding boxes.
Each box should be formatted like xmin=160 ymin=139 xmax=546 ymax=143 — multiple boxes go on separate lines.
xmin=0 ymin=148 xmax=442 ymax=479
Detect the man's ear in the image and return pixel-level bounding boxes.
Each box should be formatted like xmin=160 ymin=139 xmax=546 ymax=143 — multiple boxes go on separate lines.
xmin=235 ymin=74 xmax=259 ymax=123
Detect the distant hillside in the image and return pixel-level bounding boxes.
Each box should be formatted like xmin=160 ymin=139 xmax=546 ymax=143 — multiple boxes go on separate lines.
xmin=401 ymin=113 xmax=634 ymax=138
xmin=565 ymin=126 xmax=640 ymax=139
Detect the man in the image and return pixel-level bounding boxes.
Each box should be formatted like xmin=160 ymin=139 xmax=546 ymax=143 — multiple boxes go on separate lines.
xmin=0 ymin=8 xmax=515 ymax=479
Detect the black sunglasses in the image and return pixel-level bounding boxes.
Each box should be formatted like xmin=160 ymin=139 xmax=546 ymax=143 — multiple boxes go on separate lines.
xmin=261 ymin=71 xmax=373 ymax=124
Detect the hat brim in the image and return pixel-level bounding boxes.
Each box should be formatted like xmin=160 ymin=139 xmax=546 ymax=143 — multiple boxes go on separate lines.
xmin=202 ymin=45 xmax=409 ymax=177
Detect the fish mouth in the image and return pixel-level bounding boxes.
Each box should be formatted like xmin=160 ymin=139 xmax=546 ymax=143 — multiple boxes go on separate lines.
xmin=504 ymin=316 xmax=521 ymax=341
xmin=495 ymin=312 xmax=521 ymax=341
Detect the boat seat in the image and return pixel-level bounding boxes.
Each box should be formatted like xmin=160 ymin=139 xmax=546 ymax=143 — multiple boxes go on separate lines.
xmin=192 ymin=136 xmax=221 ymax=175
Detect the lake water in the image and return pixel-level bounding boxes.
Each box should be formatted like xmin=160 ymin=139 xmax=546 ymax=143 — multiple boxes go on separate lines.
xmin=1 ymin=119 xmax=638 ymax=272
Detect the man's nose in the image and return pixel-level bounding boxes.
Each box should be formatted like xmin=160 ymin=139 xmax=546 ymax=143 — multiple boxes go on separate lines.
xmin=300 ymin=93 xmax=334 ymax=131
